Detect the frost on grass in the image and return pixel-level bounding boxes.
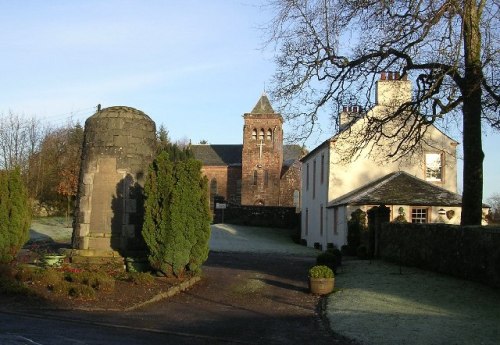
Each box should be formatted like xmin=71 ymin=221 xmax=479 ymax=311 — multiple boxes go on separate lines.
xmin=328 ymin=260 xmax=500 ymax=345
xmin=209 ymin=224 xmax=319 ymax=256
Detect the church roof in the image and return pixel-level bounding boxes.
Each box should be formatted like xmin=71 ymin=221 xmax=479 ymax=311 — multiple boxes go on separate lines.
xmin=251 ymin=94 xmax=275 ymax=114
xmin=191 ymin=145 xmax=243 ymax=166
xmin=328 ymin=171 xmax=465 ymax=207
xmin=191 ymin=144 xmax=303 ymax=166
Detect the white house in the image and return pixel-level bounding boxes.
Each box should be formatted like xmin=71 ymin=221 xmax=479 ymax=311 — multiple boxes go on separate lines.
xmin=300 ymin=72 xmax=487 ymax=250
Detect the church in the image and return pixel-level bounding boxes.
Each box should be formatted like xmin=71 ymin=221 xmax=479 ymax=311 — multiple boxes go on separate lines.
xmin=191 ymin=94 xmax=303 ymax=208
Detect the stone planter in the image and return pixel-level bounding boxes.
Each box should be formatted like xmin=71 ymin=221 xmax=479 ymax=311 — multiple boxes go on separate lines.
xmin=42 ymin=254 xmax=66 ymax=268
xmin=125 ymin=257 xmax=151 ymax=273
xmin=309 ymin=277 xmax=335 ymax=295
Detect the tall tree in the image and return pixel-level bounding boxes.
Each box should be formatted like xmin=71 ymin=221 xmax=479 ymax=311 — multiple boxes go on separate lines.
xmin=0 ymin=168 xmax=31 ymax=263
xmin=143 ymin=144 xmax=210 ymax=277
xmin=266 ymin=0 xmax=499 ymax=225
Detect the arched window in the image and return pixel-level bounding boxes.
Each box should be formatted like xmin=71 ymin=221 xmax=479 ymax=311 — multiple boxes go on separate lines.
xmin=293 ymin=190 xmax=300 ymax=208
xmin=252 ymin=129 xmax=257 ymax=140
xmin=253 ymin=170 xmax=258 ymax=185
xmin=210 ymin=178 xmax=218 ymax=195
xmin=266 ymin=129 xmax=272 ymax=140
xmin=259 ymin=129 xmax=265 ymax=141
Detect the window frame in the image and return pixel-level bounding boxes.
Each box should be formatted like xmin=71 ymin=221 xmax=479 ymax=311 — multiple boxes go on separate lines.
xmin=411 ymin=207 xmax=429 ymax=223
xmin=425 ymin=152 xmax=444 ymax=182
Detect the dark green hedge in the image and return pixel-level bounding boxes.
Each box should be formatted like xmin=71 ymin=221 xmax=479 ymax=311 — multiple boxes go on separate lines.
xmin=379 ymin=223 xmax=500 ymax=288
xmin=0 ymin=168 xmax=31 ymax=263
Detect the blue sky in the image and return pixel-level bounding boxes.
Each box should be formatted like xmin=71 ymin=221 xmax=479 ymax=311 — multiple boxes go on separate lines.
xmin=0 ymin=1 xmax=498 ymax=200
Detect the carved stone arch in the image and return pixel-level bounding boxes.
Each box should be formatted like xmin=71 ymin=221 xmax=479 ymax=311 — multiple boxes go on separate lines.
xmin=252 ymin=128 xmax=257 ymax=140
xmin=266 ymin=128 xmax=272 ymax=140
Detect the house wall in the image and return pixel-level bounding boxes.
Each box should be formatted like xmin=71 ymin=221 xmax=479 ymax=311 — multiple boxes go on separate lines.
xmin=301 ymin=75 xmax=461 ymax=250
xmin=301 ymin=145 xmax=330 ymax=248
xmin=329 ymin=77 xmax=458 ymax=200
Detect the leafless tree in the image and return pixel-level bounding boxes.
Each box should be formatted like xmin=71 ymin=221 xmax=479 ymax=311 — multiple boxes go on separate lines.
xmin=265 ymin=0 xmax=499 ymax=225
xmin=0 ymin=111 xmax=44 ymax=172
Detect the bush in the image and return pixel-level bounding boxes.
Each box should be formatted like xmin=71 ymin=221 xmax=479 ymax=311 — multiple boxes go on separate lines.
xmin=357 ymin=245 xmax=368 ymax=259
xmin=309 ymin=265 xmax=334 ymax=279
xmin=0 ymin=169 xmax=31 ymax=263
xmin=143 ymin=147 xmax=211 ymax=277
xmin=316 ymin=248 xmax=342 ymax=272
xmin=347 ymin=209 xmax=367 ymax=255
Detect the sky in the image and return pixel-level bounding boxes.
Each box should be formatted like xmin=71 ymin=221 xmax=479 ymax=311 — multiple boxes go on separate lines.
xmin=0 ymin=1 xmax=498 ymax=200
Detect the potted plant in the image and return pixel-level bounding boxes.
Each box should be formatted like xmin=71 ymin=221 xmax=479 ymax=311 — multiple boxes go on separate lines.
xmin=308 ymin=265 xmax=334 ymax=295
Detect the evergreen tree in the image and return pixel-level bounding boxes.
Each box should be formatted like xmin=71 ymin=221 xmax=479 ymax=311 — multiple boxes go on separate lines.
xmin=142 ymin=146 xmax=211 ymax=277
xmin=0 ymin=168 xmax=31 ymax=263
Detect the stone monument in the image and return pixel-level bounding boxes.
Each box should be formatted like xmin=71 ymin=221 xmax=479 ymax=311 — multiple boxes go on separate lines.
xmin=71 ymin=106 xmax=156 ymax=260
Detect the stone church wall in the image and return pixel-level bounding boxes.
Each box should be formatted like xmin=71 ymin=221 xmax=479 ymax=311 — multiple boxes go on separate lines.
xmin=280 ymin=161 xmax=302 ymax=208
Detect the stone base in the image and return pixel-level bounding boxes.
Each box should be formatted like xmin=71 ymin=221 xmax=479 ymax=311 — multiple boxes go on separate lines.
xmin=62 ymin=248 xmax=125 ymax=266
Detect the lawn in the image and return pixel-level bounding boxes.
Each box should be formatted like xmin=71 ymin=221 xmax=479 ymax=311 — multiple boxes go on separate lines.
xmin=327 ymin=260 xmax=500 ymax=345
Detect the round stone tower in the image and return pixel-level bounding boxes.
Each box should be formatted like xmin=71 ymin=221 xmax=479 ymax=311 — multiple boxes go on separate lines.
xmin=72 ymin=106 xmax=156 ymax=259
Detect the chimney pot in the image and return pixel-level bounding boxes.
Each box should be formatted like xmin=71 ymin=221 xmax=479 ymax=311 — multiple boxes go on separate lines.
xmin=389 ymin=71 xmax=393 ymax=80
xmin=395 ymin=72 xmax=400 ymax=79
xmin=353 ymin=106 xmax=358 ymax=113
xmin=343 ymin=106 xmax=348 ymax=112
xmin=381 ymin=72 xmax=386 ymax=80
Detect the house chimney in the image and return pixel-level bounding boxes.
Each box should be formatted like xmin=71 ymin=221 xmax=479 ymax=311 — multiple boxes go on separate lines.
xmin=375 ymin=71 xmax=412 ymax=106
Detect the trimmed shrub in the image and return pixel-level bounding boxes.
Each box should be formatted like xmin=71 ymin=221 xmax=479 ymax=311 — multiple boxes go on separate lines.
xmin=143 ymin=146 xmax=211 ymax=277
xmin=309 ymin=265 xmax=334 ymax=279
xmin=357 ymin=245 xmax=368 ymax=259
xmin=0 ymin=169 xmax=31 ymax=263
xmin=347 ymin=209 xmax=367 ymax=255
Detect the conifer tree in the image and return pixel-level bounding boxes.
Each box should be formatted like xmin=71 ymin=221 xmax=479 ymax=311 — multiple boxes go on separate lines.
xmin=143 ymin=145 xmax=211 ymax=277
xmin=0 ymin=168 xmax=31 ymax=263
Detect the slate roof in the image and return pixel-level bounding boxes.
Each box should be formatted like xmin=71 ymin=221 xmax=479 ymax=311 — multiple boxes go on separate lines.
xmin=191 ymin=145 xmax=243 ymax=166
xmin=191 ymin=144 xmax=303 ymax=166
xmin=328 ymin=171 xmax=464 ymax=207
xmin=251 ymin=94 xmax=275 ymax=114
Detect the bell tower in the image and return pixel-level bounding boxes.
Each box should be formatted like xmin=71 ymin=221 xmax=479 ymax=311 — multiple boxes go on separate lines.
xmin=241 ymin=94 xmax=283 ymax=206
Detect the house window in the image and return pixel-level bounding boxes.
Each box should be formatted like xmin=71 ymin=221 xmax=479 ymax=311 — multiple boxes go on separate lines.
xmin=313 ymin=159 xmax=316 ymax=199
xmin=306 ymin=163 xmax=309 ymax=191
xmin=264 ymin=170 xmax=269 ymax=187
xmin=425 ymin=153 xmax=443 ymax=181
xmin=320 ymin=205 xmax=324 ymax=236
xmin=210 ymin=178 xmax=218 ymax=195
xmin=321 ymin=154 xmax=325 ymax=184
xmin=252 ymin=129 xmax=257 ymax=140
xmin=305 ymin=208 xmax=309 ymax=236
xmin=259 ymin=129 xmax=265 ymax=141
xmin=253 ymin=170 xmax=258 ymax=185
xmin=266 ymin=129 xmax=272 ymax=140
xmin=411 ymin=208 xmax=428 ymax=223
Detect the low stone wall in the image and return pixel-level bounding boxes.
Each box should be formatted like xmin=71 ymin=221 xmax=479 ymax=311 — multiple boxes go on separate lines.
xmin=218 ymin=205 xmax=300 ymax=229
xmin=379 ymin=223 xmax=500 ymax=288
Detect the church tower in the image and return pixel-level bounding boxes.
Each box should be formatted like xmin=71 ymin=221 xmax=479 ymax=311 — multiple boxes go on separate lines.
xmin=241 ymin=94 xmax=284 ymax=206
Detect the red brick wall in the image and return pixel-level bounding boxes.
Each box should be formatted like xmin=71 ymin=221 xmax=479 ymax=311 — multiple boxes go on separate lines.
xmin=280 ymin=161 xmax=302 ymax=207
xmin=201 ymin=165 xmax=242 ymax=208
xmin=241 ymin=114 xmax=284 ymax=206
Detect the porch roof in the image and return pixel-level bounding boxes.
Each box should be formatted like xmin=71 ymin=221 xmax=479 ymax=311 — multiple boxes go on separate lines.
xmin=327 ymin=171 xmax=465 ymax=208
